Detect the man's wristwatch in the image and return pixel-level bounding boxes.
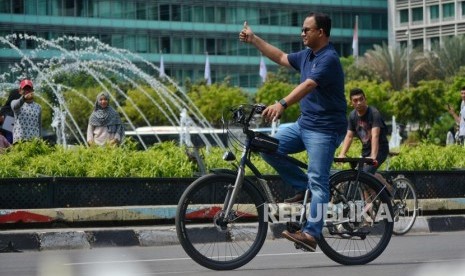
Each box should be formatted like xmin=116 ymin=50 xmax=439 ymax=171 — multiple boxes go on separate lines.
xmin=278 ymin=99 xmax=288 ymax=109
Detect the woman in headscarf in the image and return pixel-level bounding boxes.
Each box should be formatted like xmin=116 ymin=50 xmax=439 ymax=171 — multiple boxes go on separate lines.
xmin=87 ymin=91 xmax=125 ymax=146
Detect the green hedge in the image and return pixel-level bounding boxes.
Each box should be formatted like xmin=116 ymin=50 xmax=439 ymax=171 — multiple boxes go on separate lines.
xmin=1 ymin=139 xmax=464 ymax=178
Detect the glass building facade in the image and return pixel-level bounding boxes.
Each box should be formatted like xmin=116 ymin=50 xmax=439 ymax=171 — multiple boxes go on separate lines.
xmin=0 ymin=0 xmax=388 ymax=90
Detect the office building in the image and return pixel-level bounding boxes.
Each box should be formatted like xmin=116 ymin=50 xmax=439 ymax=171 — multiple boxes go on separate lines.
xmin=0 ymin=0 xmax=388 ymax=90
xmin=390 ymin=0 xmax=465 ymax=50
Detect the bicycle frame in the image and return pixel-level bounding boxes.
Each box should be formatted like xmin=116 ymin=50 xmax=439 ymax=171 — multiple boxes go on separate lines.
xmin=222 ymin=137 xmax=385 ymax=229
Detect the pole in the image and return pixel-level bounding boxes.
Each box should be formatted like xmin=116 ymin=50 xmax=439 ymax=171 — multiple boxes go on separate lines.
xmin=353 ymin=15 xmax=359 ymax=64
xmin=406 ymin=26 xmax=410 ymax=90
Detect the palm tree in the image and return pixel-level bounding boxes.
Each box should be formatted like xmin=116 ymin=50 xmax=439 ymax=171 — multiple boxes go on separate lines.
xmin=362 ymin=43 xmax=411 ymax=91
xmin=422 ymin=35 xmax=465 ymax=79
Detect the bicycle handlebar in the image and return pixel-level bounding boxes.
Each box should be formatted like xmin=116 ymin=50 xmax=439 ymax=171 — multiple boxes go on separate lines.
xmin=229 ymin=103 xmax=267 ymax=130
xmin=333 ymin=157 xmax=378 ymax=169
xmin=333 ymin=157 xmax=375 ymax=164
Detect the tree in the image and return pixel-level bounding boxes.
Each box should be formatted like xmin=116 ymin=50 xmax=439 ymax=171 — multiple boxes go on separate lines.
xmin=427 ymin=115 xmax=456 ymax=145
xmin=362 ymin=43 xmax=427 ymax=91
xmin=60 ymin=86 xmax=99 ymax=133
xmin=389 ymin=80 xmax=446 ymax=139
xmin=443 ymin=74 xmax=465 ymax=112
xmin=341 ymin=56 xmax=380 ymax=83
xmin=422 ymin=35 xmax=465 ymax=79
xmin=122 ymin=85 xmax=179 ymax=127
xmin=187 ymin=83 xmax=249 ymax=127
xmin=254 ymin=73 xmax=300 ymax=123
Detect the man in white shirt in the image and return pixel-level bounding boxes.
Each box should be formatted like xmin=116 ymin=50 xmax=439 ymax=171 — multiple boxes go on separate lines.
xmin=447 ymin=86 xmax=465 ymax=145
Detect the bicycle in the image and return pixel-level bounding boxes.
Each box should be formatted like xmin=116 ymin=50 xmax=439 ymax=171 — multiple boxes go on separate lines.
xmin=378 ymin=152 xmax=418 ymax=235
xmin=175 ymin=104 xmax=394 ymax=270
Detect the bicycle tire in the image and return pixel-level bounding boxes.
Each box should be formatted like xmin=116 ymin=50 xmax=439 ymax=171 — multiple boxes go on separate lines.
xmin=175 ymin=173 xmax=268 ymax=270
xmin=318 ymin=170 xmax=394 ymax=265
xmin=392 ymin=177 xmax=418 ymax=235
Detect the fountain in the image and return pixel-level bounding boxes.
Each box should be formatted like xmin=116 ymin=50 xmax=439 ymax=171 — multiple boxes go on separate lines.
xmin=0 ymin=34 xmax=226 ymax=149
xmin=389 ymin=116 xmax=402 ymax=150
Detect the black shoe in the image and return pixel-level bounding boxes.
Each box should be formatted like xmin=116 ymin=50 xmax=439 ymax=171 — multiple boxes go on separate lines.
xmin=284 ymin=191 xmax=305 ymax=203
xmin=282 ymin=230 xmax=317 ymax=252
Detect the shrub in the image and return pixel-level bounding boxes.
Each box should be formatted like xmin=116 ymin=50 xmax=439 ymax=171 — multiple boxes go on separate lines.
xmin=1 ymin=140 xmax=464 ymax=178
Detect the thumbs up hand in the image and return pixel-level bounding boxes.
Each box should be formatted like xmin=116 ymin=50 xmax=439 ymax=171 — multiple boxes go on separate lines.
xmin=239 ymin=21 xmax=253 ymax=43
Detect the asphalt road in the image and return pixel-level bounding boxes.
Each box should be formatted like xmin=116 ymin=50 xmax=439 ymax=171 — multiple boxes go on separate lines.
xmin=0 ymin=231 xmax=464 ymax=276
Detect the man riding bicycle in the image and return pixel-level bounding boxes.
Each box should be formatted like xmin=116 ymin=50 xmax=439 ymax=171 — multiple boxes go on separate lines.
xmin=338 ymin=88 xmax=389 ymax=170
xmin=240 ymin=12 xmax=347 ymax=252
xmin=338 ymin=88 xmax=393 ymax=193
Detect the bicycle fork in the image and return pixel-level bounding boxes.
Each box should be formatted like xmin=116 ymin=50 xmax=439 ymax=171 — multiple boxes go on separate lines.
xmin=223 ymin=164 xmax=278 ymax=223
xmin=222 ymin=165 xmax=245 ymax=217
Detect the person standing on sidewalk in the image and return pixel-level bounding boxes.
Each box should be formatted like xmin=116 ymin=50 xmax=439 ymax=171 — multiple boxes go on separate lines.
xmin=11 ymin=79 xmax=42 ymax=143
xmin=0 ymin=88 xmax=20 ymax=144
xmin=0 ymin=121 xmax=11 ymax=152
xmin=239 ymin=12 xmax=347 ymax=252
xmin=447 ymin=86 xmax=465 ymax=145
xmin=87 ymin=91 xmax=125 ymax=146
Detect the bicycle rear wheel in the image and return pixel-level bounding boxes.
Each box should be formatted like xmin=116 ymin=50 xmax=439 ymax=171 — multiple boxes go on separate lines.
xmin=175 ymin=173 xmax=268 ymax=270
xmin=318 ymin=171 xmax=394 ymax=265
xmin=392 ymin=177 xmax=418 ymax=235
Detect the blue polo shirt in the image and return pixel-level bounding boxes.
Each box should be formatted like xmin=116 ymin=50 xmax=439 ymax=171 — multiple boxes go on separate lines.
xmin=287 ymin=43 xmax=347 ymax=134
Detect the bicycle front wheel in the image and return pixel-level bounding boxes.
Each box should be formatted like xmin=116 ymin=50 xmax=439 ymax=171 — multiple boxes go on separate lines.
xmin=319 ymin=171 xmax=394 ymax=265
xmin=175 ymin=173 xmax=268 ymax=270
xmin=392 ymin=177 xmax=418 ymax=235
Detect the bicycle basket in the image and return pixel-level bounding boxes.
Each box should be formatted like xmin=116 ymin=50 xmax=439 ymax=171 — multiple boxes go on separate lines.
xmin=222 ymin=104 xmax=279 ymax=153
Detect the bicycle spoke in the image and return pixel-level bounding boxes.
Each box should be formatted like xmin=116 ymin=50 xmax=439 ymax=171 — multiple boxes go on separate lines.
xmin=176 ymin=174 xmax=268 ymax=270
xmin=319 ymin=171 xmax=393 ymax=265
xmin=392 ymin=177 xmax=418 ymax=235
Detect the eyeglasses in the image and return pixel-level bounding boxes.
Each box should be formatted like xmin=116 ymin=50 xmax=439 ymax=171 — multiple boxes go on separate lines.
xmin=301 ymin=27 xmax=318 ymax=34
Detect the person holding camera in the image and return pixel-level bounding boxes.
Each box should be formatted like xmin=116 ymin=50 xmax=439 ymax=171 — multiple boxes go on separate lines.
xmin=447 ymin=86 xmax=465 ymax=145
xmin=11 ymin=79 xmax=42 ymax=144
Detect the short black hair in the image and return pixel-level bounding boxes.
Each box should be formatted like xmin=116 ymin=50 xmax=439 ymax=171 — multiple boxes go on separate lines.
xmin=307 ymin=12 xmax=331 ymax=37
xmin=350 ymin=88 xmax=365 ymax=99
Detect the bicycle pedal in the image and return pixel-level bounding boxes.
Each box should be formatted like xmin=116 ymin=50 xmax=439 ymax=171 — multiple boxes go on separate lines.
xmin=286 ymin=221 xmax=301 ymax=233
xmin=294 ymin=242 xmax=310 ymax=251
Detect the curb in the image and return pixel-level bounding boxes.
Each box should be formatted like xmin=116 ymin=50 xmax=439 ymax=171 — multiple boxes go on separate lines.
xmin=0 ymin=198 xmax=464 ymax=226
xmin=0 ymin=215 xmax=464 ymax=251
xmin=0 ymin=227 xmax=178 ymax=251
